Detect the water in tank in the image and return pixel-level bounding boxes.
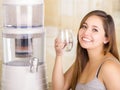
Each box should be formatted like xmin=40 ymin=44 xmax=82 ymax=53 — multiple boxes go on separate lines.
xmin=1 ymin=0 xmax=48 ymax=90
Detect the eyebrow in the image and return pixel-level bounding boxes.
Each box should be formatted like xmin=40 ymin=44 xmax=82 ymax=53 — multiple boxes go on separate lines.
xmin=92 ymin=25 xmax=99 ymax=28
xmin=83 ymin=22 xmax=99 ymax=29
xmin=83 ymin=22 xmax=87 ymax=25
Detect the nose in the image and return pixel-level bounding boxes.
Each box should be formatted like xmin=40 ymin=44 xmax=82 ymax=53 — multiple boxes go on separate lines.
xmin=83 ymin=29 xmax=91 ymax=35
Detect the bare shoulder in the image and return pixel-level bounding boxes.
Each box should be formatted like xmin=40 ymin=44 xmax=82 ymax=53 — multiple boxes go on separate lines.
xmin=101 ymin=58 xmax=120 ymax=89
xmin=102 ymin=58 xmax=120 ymax=73
xmin=102 ymin=52 xmax=120 ymax=72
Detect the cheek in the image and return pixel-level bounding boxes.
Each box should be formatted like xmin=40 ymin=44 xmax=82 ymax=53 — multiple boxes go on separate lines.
xmin=78 ymin=29 xmax=83 ymax=36
xmin=94 ymin=35 xmax=105 ymax=44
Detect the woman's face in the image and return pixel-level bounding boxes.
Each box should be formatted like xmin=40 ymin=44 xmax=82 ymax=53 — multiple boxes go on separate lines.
xmin=78 ymin=15 xmax=108 ymax=50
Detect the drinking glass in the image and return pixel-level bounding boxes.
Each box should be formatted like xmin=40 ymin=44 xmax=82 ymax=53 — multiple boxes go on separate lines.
xmin=57 ymin=29 xmax=73 ymax=52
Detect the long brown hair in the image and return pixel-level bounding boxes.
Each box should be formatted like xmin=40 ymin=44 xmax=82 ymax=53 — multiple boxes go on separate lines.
xmin=71 ymin=10 xmax=120 ymax=89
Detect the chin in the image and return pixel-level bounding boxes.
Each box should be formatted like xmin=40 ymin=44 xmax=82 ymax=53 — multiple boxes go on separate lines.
xmin=80 ymin=44 xmax=90 ymax=49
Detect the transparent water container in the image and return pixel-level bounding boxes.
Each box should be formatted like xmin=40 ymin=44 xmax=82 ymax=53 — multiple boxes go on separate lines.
xmin=3 ymin=30 xmax=45 ymax=65
xmin=1 ymin=0 xmax=48 ymax=90
xmin=3 ymin=4 xmax=43 ymax=28
xmin=2 ymin=0 xmax=44 ymax=64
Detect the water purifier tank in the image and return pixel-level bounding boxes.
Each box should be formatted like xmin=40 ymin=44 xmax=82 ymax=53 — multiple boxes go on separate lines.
xmin=1 ymin=0 xmax=48 ymax=90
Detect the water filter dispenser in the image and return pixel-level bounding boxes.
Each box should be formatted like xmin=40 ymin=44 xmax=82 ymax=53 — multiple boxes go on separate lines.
xmin=1 ymin=0 xmax=48 ymax=90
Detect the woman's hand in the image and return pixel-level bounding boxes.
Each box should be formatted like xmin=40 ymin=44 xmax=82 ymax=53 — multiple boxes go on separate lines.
xmin=54 ymin=38 xmax=66 ymax=56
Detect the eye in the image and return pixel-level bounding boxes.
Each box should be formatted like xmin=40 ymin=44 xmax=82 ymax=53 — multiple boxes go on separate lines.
xmin=81 ymin=24 xmax=87 ymax=29
xmin=92 ymin=28 xmax=98 ymax=32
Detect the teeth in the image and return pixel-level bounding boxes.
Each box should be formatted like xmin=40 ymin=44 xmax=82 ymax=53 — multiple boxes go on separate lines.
xmin=82 ymin=37 xmax=91 ymax=42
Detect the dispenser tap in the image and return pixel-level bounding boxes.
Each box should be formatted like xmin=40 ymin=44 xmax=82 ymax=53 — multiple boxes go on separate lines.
xmin=29 ymin=57 xmax=39 ymax=73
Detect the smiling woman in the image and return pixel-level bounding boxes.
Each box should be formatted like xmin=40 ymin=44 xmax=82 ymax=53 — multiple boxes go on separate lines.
xmin=78 ymin=15 xmax=109 ymax=49
xmin=52 ymin=10 xmax=120 ymax=90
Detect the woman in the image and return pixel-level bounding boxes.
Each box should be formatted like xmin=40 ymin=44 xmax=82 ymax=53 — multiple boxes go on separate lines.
xmin=52 ymin=10 xmax=120 ymax=90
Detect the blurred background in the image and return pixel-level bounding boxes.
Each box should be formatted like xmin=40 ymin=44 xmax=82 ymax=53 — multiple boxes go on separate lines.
xmin=0 ymin=0 xmax=120 ymax=86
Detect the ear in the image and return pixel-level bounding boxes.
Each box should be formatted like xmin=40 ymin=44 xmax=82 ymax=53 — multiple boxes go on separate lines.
xmin=104 ymin=37 xmax=109 ymax=44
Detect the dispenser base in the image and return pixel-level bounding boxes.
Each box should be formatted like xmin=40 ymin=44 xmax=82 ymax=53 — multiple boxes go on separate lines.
xmin=1 ymin=63 xmax=48 ymax=90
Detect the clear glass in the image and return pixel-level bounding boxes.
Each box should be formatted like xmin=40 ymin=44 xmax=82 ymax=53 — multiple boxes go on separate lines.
xmin=57 ymin=29 xmax=73 ymax=52
xmin=3 ymin=4 xmax=43 ymax=28
xmin=3 ymin=32 xmax=45 ymax=65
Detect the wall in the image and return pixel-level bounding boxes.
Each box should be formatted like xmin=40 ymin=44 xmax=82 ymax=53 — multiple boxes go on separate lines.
xmin=0 ymin=0 xmax=3 ymax=59
xmin=45 ymin=0 xmax=120 ymax=83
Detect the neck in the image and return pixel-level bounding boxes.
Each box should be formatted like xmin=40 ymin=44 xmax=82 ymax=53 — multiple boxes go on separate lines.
xmin=87 ymin=49 xmax=105 ymax=64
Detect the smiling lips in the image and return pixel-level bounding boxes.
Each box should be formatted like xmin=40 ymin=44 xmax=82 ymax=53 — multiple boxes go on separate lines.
xmin=82 ymin=37 xmax=92 ymax=42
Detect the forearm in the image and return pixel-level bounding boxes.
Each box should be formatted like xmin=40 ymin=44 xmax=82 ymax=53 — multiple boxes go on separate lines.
xmin=52 ymin=55 xmax=64 ymax=90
